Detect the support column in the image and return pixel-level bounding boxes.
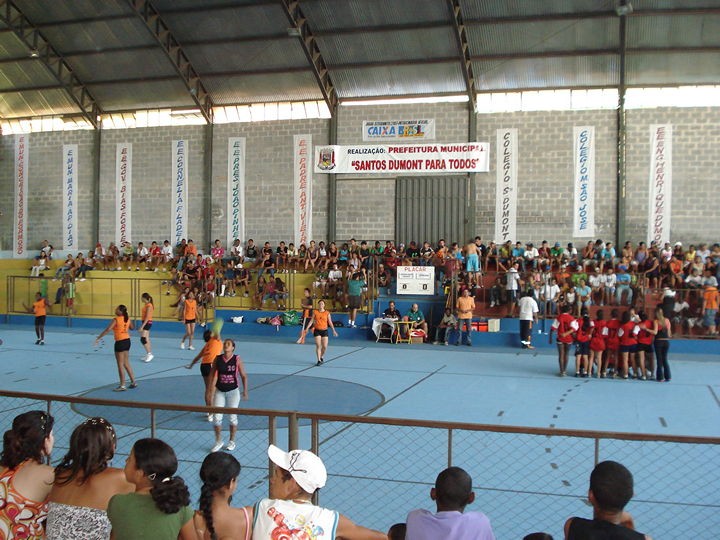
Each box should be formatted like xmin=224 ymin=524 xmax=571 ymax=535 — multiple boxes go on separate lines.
xmin=616 ymin=7 xmax=628 ymax=246
xmin=465 ymin=108 xmax=478 ymax=242
xmin=328 ymin=110 xmax=338 ymax=242
xmin=92 ymin=127 xmax=102 ymax=243
xmin=203 ymin=122 xmax=214 ymax=248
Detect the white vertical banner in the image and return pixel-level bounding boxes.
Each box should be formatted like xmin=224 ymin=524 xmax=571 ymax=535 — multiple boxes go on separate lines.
xmin=573 ymin=126 xmax=595 ymax=237
xmin=13 ymin=134 xmax=28 ymax=258
xmin=226 ymin=138 xmax=246 ymax=246
xmin=115 ymin=143 xmax=132 ymax=245
xmin=171 ymin=140 xmax=188 ymax=246
xmin=294 ymin=134 xmax=312 ymax=247
xmin=62 ymin=144 xmax=79 ymax=251
xmin=648 ymin=124 xmax=672 ymax=245
xmin=494 ymin=129 xmax=518 ymax=244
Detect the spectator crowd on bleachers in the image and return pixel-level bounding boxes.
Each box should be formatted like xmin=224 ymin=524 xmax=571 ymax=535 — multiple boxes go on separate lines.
xmin=26 ymin=235 xmax=720 ymax=337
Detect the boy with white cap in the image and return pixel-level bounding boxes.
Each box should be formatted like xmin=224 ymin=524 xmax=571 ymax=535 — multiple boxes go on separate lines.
xmin=247 ymin=445 xmax=387 ymax=540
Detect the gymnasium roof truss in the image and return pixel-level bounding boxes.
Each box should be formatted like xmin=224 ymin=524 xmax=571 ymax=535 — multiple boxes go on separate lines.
xmin=447 ymin=0 xmax=476 ymax=112
xmin=0 ymin=2 xmax=719 ymax=120
xmin=279 ymin=0 xmax=338 ymax=114
xmin=0 ymin=0 xmax=101 ymax=128
xmin=126 ymin=0 xmax=213 ymax=124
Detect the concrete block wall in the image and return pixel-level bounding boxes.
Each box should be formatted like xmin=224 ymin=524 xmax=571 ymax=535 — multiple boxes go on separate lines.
xmin=475 ymin=109 xmax=618 ymax=245
xmin=334 ymin=102 xmax=470 ymax=241
xmin=98 ymin=126 xmax=206 ymax=247
xmin=0 ymin=130 xmax=96 ymax=253
xmin=1 ymin=104 xmax=718 ymax=256
xmin=624 ymin=107 xmax=720 ymax=244
xmin=211 ymin=120 xmax=329 ymax=247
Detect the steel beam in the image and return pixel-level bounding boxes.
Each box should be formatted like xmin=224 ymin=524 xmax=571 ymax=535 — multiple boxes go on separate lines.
xmin=0 ymin=0 xmax=101 ymax=128
xmin=616 ymin=2 xmax=629 ymax=246
xmin=447 ymin=0 xmax=476 ymax=111
xmin=126 ymin=0 xmax=213 ymax=124
xmin=279 ymin=0 xmax=338 ymax=114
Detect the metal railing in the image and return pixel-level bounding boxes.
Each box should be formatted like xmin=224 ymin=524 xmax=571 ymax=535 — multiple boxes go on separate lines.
xmin=1 ymin=390 xmax=717 ymax=539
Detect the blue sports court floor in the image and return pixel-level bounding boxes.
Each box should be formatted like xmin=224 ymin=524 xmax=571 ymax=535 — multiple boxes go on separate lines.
xmin=0 ymin=323 xmax=718 ymax=538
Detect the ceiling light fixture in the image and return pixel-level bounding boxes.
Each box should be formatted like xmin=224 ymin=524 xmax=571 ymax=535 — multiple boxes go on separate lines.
xmin=615 ymin=2 xmax=633 ymax=16
xmin=287 ymin=27 xmax=301 ymax=37
xmin=29 ymin=48 xmax=40 ymax=58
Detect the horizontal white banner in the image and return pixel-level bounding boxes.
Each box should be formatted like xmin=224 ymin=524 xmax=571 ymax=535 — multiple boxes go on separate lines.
xmin=314 ymin=143 xmax=490 ymax=174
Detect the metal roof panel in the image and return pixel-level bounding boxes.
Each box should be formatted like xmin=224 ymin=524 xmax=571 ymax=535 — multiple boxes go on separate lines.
xmin=626 ymin=51 xmax=720 ymax=85
xmin=186 ymin=40 xmax=309 ymax=73
xmin=628 ymin=13 xmax=720 ymax=48
xmin=459 ymin=0 xmax=609 ymax=19
xmin=70 ymin=49 xmax=178 ymax=83
xmin=474 ymin=55 xmax=620 ymax=90
xmin=204 ymin=72 xmax=323 ymax=105
xmin=332 ymin=64 xmax=466 ymax=99
xmin=303 ymin=0 xmax=450 ymax=31
xmin=0 ymin=88 xmax=78 ymax=118
xmin=88 ymin=80 xmax=195 ymax=111
xmin=317 ymin=27 xmax=458 ymax=64
xmin=468 ymin=18 xmax=618 ymax=55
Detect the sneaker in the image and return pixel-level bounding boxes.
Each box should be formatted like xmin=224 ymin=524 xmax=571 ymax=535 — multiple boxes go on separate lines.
xmin=432 ymin=341 xmax=439 ymax=345
xmin=144 ymin=353 xmax=154 ymax=363
xmin=226 ymin=441 xmax=236 ymax=451
xmin=129 ymin=382 xmax=138 ymax=389
xmin=79 ymin=278 xmax=86 ymax=282
xmin=465 ymin=342 xmax=472 ymax=346
xmin=211 ymin=440 xmax=224 ymax=452
xmin=188 ymin=345 xmax=195 ymax=351
xmin=444 ymin=342 xmax=449 ymax=346
xmin=199 ymin=323 xmax=206 ymax=328
xmin=244 ymin=292 xmax=249 ymax=297
xmin=39 ymin=340 xmax=45 ymax=346
xmin=113 ymin=385 xmax=127 ymax=392
xmin=35 ymin=339 xmax=40 ymax=345
xmin=180 ymin=342 xmax=185 ymax=350
xmin=207 ymin=413 xmax=214 ymax=422
xmin=526 ymin=345 xmax=535 ymax=349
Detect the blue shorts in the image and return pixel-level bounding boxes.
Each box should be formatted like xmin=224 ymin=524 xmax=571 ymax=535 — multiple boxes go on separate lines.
xmin=704 ymin=309 xmax=717 ymax=327
xmin=466 ymin=253 xmax=479 ymax=272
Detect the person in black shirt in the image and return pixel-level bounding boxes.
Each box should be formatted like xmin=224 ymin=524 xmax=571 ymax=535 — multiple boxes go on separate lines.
xmin=564 ymin=461 xmax=651 ymax=540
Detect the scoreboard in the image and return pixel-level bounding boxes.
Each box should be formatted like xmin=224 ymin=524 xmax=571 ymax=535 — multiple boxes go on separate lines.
xmin=396 ymin=266 xmax=435 ymax=295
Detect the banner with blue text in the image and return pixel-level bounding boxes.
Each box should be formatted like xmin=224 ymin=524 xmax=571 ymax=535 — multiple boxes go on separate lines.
xmin=648 ymin=125 xmax=672 ymax=245
xmin=573 ymin=126 xmax=595 ymax=237
xmin=227 ymin=138 xmax=246 ymax=247
xmin=13 ymin=134 xmax=28 ymax=258
xmin=115 ymin=143 xmax=132 ymax=245
xmin=62 ymin=144 xmax=79 ymax=251
xmin=494 ymin=129 xmax=517 ymax=244
xmin=294 ymin=134 xmax=312 ymax=247
xmin=171 ymin=140 xmax=188 ymax=246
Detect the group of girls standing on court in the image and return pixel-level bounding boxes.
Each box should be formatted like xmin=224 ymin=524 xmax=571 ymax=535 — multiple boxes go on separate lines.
xmin=551 ymin=306 xmax=672 ymax=381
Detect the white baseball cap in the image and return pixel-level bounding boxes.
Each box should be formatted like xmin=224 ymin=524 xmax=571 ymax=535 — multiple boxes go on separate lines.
xmin=267 ymin=444 xmax=327 ymax=493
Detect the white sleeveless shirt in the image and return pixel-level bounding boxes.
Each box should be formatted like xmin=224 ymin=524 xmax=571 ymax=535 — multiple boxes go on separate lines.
xmin=252 ymin=498 xmax=338 ymax=540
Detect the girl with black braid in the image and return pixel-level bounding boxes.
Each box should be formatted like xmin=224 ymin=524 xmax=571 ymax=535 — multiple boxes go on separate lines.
xmin=107 ymin=438 xmax=194 ymax=539
xmin=193 ymin=452 xmax=250 ymax=540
